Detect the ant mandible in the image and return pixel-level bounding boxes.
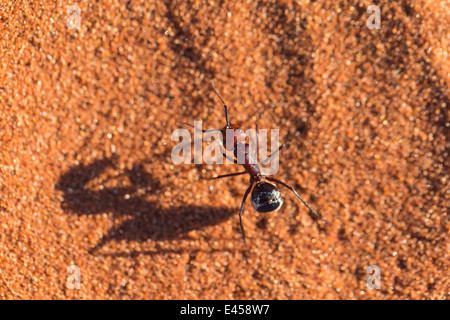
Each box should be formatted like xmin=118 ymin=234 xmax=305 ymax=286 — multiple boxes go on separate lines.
xmin=195 ymin=81 xmax=324 ymax=243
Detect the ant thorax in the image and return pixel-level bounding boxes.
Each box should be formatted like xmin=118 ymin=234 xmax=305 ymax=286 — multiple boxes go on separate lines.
xmin=233 ymin=143 xmax=258 ymax=167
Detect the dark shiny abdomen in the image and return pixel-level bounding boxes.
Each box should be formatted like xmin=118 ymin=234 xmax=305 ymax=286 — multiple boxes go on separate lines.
xmin=251 ymin=182 xmax=284 ymax=213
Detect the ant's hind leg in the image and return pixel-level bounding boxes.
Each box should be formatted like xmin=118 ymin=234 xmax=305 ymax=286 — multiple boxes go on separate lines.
xmin=238 ymin=183 xmax=253 ymax=244
xmin=210 ymin=171 xmax=246 ymax=179
xmin=265 ymin=177 xmax=324 ymax=222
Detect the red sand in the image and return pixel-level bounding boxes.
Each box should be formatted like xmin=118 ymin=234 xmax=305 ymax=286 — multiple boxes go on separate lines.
xmin=0 ymin=1 xmax=448 ymax=299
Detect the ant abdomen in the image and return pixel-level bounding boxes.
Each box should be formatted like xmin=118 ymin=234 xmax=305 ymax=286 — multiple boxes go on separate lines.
xmin=251 ymin=182 xmax=284 ymax=213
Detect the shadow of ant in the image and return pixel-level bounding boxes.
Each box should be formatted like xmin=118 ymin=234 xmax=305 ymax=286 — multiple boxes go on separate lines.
xmin=55 ymin=157 xmax=236 ymax=254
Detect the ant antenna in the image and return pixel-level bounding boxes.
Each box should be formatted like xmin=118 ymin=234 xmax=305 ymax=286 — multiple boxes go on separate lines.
xmin=211 ymin=80 xmax=231 ymax=128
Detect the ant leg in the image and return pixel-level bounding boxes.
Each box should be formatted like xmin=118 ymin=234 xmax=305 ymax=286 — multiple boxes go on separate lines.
xmin=260 ymin=143 xmax=288 ymax=166
xmin=219 ymin=143 xmax=236 ymax=164
xmin=210 ymin=171 xmax=246 ymax=179
xmin=260 ymin=127 xmax=299 ymax=166
xmin=238 ymin=183 xmax=254 ymax=243
xmin=255 ymin=122 xmax=260 ymax=153
xmin=265 ymin=177 xmax=324 ymax=222
xmin=180 ymin=122 xmax=221 ymax=133
xmin=222 ymin=151 xmax=236 ymax=164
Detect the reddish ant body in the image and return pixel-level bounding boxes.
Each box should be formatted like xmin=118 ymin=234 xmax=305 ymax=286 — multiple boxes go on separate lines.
xmin=190 ymin=81 xmax=324 ymax=242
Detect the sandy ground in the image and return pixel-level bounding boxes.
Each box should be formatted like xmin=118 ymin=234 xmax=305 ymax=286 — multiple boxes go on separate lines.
xmin=0 ymin=0 xmax=448 ymax=299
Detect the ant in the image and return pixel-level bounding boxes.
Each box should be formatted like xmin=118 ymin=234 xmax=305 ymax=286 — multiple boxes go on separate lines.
xmin=187 ymin=81 xmax=324 ymax=243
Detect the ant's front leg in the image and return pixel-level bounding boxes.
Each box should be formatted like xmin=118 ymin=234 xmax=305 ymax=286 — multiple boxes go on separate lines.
xmin=221 ymin=144 xmax=237 ymax=164
xmin=260 ymin=142 xmax=289 ymax=166
xmin=254 ymin=123 xmax=289 ymax=166
xmin=255 ymin=122 xmax=260 ymax=154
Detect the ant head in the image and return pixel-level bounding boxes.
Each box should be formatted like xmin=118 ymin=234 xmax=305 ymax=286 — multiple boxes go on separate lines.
xmin=251 ymin=181 xmax=284 ymax=213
